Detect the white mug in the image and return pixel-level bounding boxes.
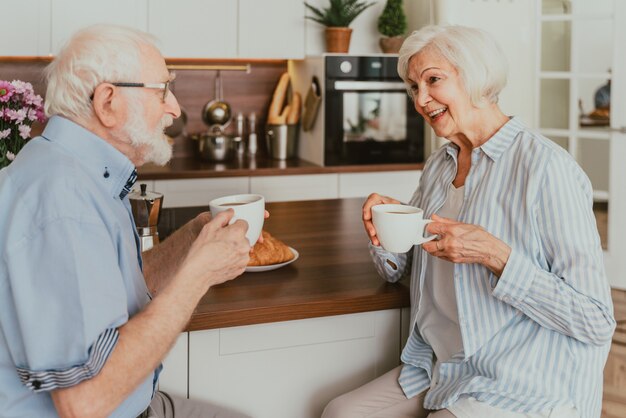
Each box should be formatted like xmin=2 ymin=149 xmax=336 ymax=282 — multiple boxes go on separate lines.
xmin=371 ymin=204 xmax=435 ymax=253
xmin=209 ymin=194 xmax=265 ymax=246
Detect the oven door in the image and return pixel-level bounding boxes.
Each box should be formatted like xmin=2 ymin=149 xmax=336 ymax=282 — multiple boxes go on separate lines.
xmin=325 ymin=81 xmax=424 ymax=166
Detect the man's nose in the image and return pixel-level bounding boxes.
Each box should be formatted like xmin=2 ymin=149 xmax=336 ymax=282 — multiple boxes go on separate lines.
xmin=165 ymin=92 xmax=182 ymax=119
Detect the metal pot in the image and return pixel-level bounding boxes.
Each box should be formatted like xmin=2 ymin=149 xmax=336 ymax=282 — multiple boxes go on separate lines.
xmin=190 ymin=127 xmax=235 ymax=162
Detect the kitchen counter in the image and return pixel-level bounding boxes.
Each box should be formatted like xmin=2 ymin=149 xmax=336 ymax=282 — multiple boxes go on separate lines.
xmin=183 ymin=198 xmax=410 ymax=331
xmin=138 ymin=156 xmax=425 ymax=180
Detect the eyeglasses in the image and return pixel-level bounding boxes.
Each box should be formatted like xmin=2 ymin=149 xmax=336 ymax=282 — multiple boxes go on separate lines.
xmin=111 ymin=81 xmax=171 ymax=103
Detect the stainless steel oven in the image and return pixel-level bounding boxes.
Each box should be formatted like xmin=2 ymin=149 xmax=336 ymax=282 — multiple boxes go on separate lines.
xmin=323 ymin=55 xmax=424 ymax=165
xmin=291 ymin=54 xmax=425 ymax=166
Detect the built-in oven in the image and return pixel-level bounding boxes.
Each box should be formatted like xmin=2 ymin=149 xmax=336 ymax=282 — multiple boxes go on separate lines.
xmin=323 ymin=55 xmax=424 ymax=165
xmin=291 ymin=54 xmax=425 ymax=166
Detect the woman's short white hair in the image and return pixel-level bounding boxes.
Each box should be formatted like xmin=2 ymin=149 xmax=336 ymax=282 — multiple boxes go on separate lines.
xmin=44 ymin=24 xmax=159 ymax=122
xmin=397 ymin=25 xmax=508 ymax=107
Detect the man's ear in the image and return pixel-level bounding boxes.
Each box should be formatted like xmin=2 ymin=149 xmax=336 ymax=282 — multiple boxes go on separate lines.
xmin=92 ymin=83 xmax=123 ymax=128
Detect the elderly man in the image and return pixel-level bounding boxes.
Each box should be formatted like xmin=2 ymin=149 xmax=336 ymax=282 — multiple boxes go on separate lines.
xmin=0 ymin=25 xmax=252 ymax=418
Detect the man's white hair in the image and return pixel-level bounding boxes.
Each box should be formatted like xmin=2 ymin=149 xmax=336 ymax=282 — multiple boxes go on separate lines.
xmin=398 ymin=25 xmax=508 ymax=107
xmin=44 ymin=24 xmax=159 ymax=123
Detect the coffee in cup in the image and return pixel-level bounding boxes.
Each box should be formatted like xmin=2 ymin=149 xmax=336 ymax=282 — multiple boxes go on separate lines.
xmin=209 ymin=194 xmax=265 ymax=246
xmin=371 ymin=204 xmax=435 ymax=253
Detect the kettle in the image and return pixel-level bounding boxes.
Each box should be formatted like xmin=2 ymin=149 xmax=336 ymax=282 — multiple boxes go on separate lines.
xmin=129 ymin=183 xmax=164 ymax=252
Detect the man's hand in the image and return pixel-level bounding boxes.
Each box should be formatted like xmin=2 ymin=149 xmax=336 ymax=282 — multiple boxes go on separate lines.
xmin=179 ymin=210 xmax=251 ymax=289
xmin=362 ymin=193 xmax=401 ymax=247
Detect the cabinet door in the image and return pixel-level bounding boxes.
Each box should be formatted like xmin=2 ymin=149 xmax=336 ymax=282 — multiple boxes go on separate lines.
xmin=50 ymin=0 xmax=148 ymax=54
xmin=338 ymin=170 xmax=422 ymax=203
xmin=148 ymin=0 xmax=237 ymax=58
xmin=159 ymin=333 xmax=188 ymax=398
xmin=238 ymin=0 xmax=305 ymax=59
xmin=250 ymin=174 xmax=338 ymax=202
xmin=0 ymin=0 xmax=50 ymax=56
xmin=188 ymin=310 xmax=401 ymax=418
xmin=154 ymin=177 xmax=249 ymax=208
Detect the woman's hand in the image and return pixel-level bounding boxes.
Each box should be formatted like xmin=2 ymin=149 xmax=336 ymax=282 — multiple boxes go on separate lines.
xmin=422 ymin=214 xmax=512 ymax=277
xmin=362 ymin=193 xmax=401 ymax=246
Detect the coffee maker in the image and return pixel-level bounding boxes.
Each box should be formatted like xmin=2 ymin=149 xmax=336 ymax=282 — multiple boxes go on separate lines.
xmin=129 ymin=184 xmax=164 ymax=252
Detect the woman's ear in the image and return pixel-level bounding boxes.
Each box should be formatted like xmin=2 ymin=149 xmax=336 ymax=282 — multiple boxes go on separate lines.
xmin=91 ymin=83 xmax=123 ymax=128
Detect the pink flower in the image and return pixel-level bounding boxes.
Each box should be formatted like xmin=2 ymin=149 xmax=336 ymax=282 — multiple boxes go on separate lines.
xmin=11 ymin=80 xmax=32 ymax=95
xmin=18 ymin=124 xmax=31 ymax=139
xmin=8 ymin=108 xmax=27 ymax=123
xmin=1 ymin=79 xmax=45 ymax=168
xmin=0 ymin=81 xmax=14 ymax=103
xmin=27 ymin=108 xmax=38 ymax=121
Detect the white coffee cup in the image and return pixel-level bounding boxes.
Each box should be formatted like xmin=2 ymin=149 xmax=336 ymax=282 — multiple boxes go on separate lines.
xmin=209 ymin=194 xmax=265 ymax=246
xmin=371 ymin=204 xmax=435 ymax=253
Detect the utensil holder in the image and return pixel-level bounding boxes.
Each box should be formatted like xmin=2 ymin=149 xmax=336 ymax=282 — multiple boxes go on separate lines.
xmin=266 ymin=124 xmax=299 ymax=160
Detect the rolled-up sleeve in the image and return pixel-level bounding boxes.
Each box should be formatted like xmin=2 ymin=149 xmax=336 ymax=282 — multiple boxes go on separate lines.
xmin=3 ymin=217 xmax=129 ymax=391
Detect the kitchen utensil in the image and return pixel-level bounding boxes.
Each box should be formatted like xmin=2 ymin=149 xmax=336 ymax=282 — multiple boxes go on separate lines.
xmin=248 ymin=112 xmax=258 ymax=155
xmin=302 ymin=76 xmax=322 ymax=132
xmin=266 ymin=124 xmax=299 ymax=160
xmin=190 ymin=126 xmax=235 ymax=162
xmin=234 ymin=112 xmax=245 ymax=155
xmin=202 ymin=71 xmax=232 ymax=128
xmin=129 ymin=183 xmax=164 ymax=252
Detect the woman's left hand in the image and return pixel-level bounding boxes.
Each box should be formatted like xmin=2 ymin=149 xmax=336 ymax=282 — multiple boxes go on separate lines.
xmin=422 ymin=214 xmax=512 ymax=277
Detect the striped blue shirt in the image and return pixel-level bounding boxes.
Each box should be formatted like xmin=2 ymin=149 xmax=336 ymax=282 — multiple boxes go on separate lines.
xmin=369 ymin=117 xmax=615 ymax=418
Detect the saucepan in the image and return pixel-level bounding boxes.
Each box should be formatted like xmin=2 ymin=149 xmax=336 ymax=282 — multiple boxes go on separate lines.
xmin=190 ymin=126 xmax=235 ymax=162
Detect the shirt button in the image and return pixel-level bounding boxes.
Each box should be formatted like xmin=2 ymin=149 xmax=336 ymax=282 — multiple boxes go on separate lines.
xmin=32 ymin=380 xmax=41 ymax=390
xmin=503 ymin=296 xmax=512 ymax=303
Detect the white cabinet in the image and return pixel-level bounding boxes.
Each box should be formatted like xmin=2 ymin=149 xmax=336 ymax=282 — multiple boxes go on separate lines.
xmin=0 ymin=0 xmax=50 ymax=56
xmin=148 ymin=0 xmax=237 ymax=59
xmin=250 ymin=173 xmax=338 ymax=202
xmin=151 ymin=170 xmax=423 ymax=207
xmin=159 ymin=333 xmax=188 ymax=398
xmin=239 ymin=0 xmax=305 ymax=59
xmin=50 ymin=0 xmax=148 ymax=54
xmin=188 ymin=309 xmax=402 ymax=418
xmin=154 ymin=177 xmax=249 ymax=208
xmin=338 ymin=170 xmax=422 ymax=203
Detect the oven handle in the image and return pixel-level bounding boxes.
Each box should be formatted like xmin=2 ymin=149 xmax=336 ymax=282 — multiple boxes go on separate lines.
xmin=333 ymin=81 xmax=407 ymax=91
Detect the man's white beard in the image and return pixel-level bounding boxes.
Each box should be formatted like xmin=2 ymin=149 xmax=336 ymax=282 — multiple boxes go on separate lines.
xmin=122 ymin=94 xmax=174 ymax=166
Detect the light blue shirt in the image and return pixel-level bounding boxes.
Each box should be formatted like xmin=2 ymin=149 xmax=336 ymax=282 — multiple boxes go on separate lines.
xmin=370 ymin=117 xmax=615 ymax=418
xmin=0 ymin=116 xmax=156 ymax=417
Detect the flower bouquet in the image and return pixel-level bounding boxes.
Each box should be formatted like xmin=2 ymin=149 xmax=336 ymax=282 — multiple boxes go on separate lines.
xmin=0 ymin=80 xmax=46 ymax=169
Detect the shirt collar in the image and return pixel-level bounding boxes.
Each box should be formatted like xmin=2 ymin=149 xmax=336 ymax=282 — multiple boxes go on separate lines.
xmin=41 ymin=115 xmax=137 ymax=200
xmin=444 ymin=116 xmax=526 ymax=162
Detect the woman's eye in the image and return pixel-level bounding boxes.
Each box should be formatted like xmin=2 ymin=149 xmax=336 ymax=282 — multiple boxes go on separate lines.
xmin=428 ymin=76 xmax=440 ymax=84
xmin=409 ymin=84 xmax=419 ymax=92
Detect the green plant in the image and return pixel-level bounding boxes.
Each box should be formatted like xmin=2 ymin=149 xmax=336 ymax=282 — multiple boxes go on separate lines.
xmin=377 ymin=0 xmax=407 ymax=37
xmin=305 ymin=0 xmax=375 ymax=27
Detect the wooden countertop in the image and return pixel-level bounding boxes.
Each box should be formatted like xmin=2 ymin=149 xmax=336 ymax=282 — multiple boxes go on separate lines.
xmin=186 ymin=198 xmax=410 ymax=331
xmin=138 ymin=156 xmax=424 ymax=180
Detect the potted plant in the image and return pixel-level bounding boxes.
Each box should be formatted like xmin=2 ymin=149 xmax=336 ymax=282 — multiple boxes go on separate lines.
xmin=377 ymin=0 xmax=407 ymax=53
xmin=305 ymin=0 xmax=375 ymax=53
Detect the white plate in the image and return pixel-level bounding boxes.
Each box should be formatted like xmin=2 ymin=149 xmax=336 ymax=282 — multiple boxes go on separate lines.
xmin=245 ymin=247 xmax=299 ymax=273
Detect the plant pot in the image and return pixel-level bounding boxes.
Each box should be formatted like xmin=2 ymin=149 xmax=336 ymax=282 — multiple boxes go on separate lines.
xmin=379 ymin=36 xmax=405 ymax=54
xmin=325 ymin=27 xmax=352 ymax=53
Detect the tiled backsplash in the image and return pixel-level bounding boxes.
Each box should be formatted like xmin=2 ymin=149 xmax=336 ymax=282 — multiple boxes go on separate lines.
xmin=0 ymin=60 xmax=287 ymax=158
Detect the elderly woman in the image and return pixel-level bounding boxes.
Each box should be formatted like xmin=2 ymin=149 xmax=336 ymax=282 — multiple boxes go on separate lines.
xmin=322 ymin=25 xmax=615 ymax=418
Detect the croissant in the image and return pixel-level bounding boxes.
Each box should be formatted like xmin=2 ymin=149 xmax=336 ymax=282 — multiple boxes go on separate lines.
xmin=248 ymin=230 xmax=294 ymax=266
